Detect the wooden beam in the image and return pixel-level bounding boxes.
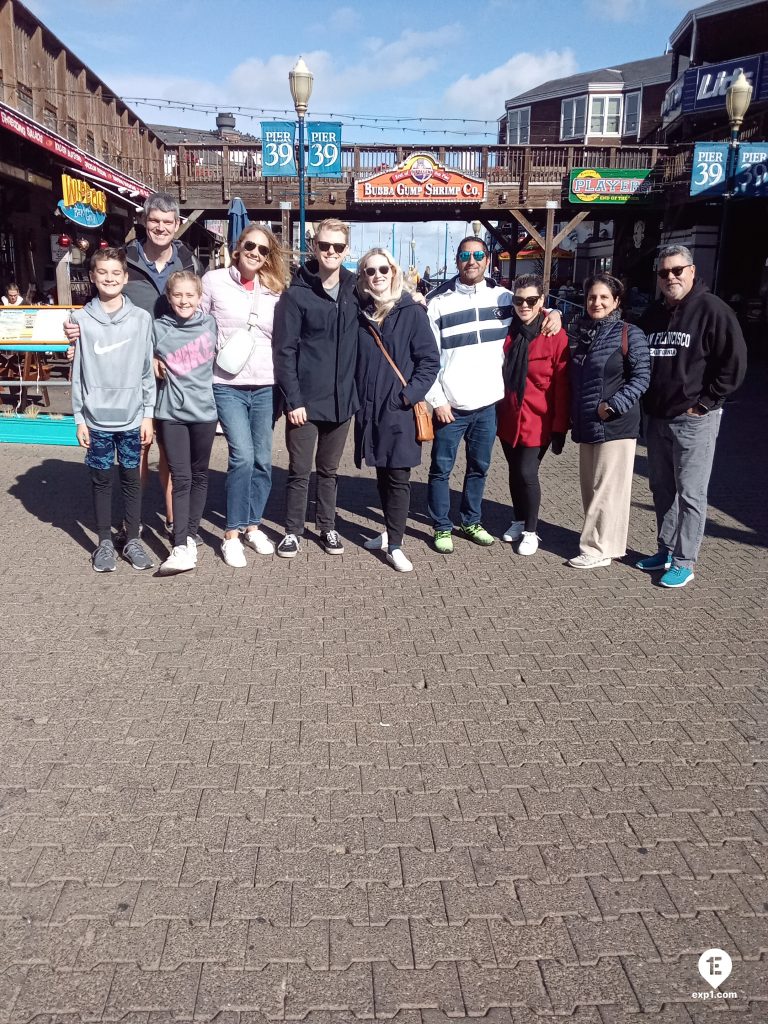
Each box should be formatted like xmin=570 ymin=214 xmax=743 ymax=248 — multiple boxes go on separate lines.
xmin=542 ymin=207 xmax=556 ymax=296
xmin=175 ymin=210 xmax=204 ymax=239
xmin=552 ymin=210 xmax=591 ymax=250
xmin=508 ymin=210 xmax=545 ymax=251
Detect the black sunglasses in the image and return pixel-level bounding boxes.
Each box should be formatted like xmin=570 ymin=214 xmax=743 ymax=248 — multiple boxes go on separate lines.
xmin=458 ymin=250 xmax=487 ymax=262
xmin=241 ymin=241 xmax=270 ymax=256
xmin=513 ymin=295 xmax=541 ymax=308
xmin=317 ymin=241 xmax=346 ymax=254
xmin=657 ymin=265 xmax=691 ymax=279
xmin=364 ymin=265 xmax=391 ymax=277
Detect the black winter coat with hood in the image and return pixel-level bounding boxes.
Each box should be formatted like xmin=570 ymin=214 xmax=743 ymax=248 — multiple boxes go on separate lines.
xmin=272 ymin=261 xmax=360 ymax=423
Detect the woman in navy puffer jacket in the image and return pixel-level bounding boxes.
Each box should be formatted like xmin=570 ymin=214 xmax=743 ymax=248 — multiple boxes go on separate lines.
xmin=566 ymin=273 xmax=650 ymax=569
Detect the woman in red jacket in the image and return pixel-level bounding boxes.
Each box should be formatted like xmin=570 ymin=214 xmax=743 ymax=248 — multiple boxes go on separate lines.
xmin=497 ymin=274 xmax=569 ymax=555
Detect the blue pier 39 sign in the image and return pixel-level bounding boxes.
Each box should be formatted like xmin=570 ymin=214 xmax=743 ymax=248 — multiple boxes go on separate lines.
xmin=735 ymin=143 xmax=768 ymax=197
xmin=690 ymin=144 xmax=729 ymax=197
xmin=306 ymin=122 xmax=342 ymax=178
xmin=260 ymin=122 xmax=298 ymax=177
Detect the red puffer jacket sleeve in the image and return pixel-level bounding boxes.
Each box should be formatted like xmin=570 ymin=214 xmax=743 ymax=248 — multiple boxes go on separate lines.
xmin=551 ymin=329 xmax=570 ymax=435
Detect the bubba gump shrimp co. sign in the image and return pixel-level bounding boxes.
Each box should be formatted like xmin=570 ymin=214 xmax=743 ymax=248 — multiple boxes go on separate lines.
xmin=354 ymin=153 xmax=486 ymax=203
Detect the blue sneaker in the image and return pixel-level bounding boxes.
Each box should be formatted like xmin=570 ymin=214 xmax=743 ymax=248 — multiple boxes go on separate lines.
xmin=660 ymin=565 xmax=694 ymax=588
xmin=636 ymin=551 xmax=672 ymax=572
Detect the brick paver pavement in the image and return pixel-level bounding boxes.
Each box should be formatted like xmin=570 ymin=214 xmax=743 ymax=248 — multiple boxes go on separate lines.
xmin=0 ymin=359 xmax=765 ymax=1023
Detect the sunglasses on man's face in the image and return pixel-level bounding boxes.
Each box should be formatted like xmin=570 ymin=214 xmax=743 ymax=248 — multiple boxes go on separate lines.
xmin=513 ymin=295 xmax=541 ymax=308
xmin=657 ymin=265 xmax=691 ymax=280
xmin=364 ymin=265 xmax=390 ymax=278
xmin=241 ymin=241 xmax=270 ymax=256
xmin=458 ymin=250 xmax=487 ymax=263
xmin=316 ymin=241 xmax=346 ymax=254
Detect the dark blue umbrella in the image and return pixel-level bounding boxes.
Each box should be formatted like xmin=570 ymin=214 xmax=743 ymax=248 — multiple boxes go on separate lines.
xmin=227 ymin=197 xmax=250 ymax=249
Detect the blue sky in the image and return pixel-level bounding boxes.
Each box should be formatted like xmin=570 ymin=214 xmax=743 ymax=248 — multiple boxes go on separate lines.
xmin=24 ymin=0 xmax=693 ymax=269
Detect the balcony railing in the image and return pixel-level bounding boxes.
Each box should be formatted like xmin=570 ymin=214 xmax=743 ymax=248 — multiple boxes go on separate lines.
xmin=162 ymin=141 xmax=691 ymax=209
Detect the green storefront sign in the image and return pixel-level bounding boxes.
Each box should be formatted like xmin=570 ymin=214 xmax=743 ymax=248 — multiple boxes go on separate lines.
xmin=569 ymin=167 xmax=652 ymax=204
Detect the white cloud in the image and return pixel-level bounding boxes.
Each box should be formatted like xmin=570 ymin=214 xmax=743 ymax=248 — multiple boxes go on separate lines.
xmin=586 ymin=0 xmax=645 ymax=21
xmin=328 ymin=6 xmax=363 ymax=32
xmin=443 ymin=49 xmax=579 ymax=119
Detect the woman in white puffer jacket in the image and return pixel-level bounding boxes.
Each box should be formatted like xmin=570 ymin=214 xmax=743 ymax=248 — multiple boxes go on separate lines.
xmin=201 ymin=225 xmax=287 ymax=567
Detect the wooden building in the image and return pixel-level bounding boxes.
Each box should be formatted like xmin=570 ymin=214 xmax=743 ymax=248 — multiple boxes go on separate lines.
xmin=0 ymin=0 xmax=164 ymax=295
xmin=498 ymin=56 xmax=677 ymax=148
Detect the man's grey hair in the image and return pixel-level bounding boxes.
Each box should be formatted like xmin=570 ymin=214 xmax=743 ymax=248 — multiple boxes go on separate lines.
xmin=143 ymin=193 xmax=180 ymax=220
xmin=658 ymin=243 xmax=694 ymax=265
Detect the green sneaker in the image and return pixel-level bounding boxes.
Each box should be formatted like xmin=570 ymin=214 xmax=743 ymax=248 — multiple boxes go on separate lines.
xmin=459 ymin=523 xmax=494 ymax=546
xmin=433 ymin=530 xmax=454 ymax=554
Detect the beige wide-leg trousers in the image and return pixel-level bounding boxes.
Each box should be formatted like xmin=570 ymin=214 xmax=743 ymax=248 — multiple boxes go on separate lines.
xmin=578 ymin=439 xmax=637 ymax=559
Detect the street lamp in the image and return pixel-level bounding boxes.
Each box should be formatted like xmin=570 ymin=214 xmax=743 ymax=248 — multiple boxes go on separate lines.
xmin=713 ymin=70 xmax=753 ymax=295
xmin=289 ymin=57 xmax=313 ymax=265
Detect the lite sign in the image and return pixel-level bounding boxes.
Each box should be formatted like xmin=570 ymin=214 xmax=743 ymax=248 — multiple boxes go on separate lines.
xmin=58 ymin=174 xmax=107 ymax=227
xmin=662 ymin=52 xmax=767 ymax=127
xmin=354 ymin=153 xmax=486 ymax=203
xmin=569 ymin=167 xmax=652 ymax=204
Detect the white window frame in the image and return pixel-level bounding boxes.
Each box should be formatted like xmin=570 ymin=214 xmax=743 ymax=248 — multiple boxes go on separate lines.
xmin=560 ymin=96 xmax=587 ymax=140
xmin=507 ymin=106 xmax=531 ymax=145
xmin=588 ymin=94 xmax=623 ymax=137
xmin=623 ymin=91 xmax=641 ymax=137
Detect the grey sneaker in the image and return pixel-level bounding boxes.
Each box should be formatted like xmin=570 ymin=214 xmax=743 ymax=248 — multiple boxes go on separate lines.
xmin=92 ymin=539 xmax=117 ymax=573
xmin=122 ymin=539 xmax=154 ymax=570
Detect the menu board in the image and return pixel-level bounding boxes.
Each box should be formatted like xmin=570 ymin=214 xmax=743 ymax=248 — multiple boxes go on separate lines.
xmin=0 ymin=305 xmax=80 ymax=345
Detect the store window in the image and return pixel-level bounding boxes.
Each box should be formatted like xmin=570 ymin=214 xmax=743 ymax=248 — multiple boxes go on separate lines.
xmin=43 ymin=105 xmax=58 ymax=132
xmin=589 ymin=95 xmax=622 ymax=136
xmin=67 ymin=120 xmax=78 ymax=144
xmin=86 ymin=131 xmax=95 ymax=154
xmin=507 ymin=107 xmax=531 ymax=145
xmin=16 ymin=84 xmax=33 ymax=117
xmin=623 ymin=92 xmax=641 ymax=136
xmin=561 ymin=97 xmax=587 ymax=140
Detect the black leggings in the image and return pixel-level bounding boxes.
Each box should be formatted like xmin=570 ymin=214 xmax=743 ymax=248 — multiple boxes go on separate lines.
xmin=375 ymin=467 xmax=411 ymax=548
xmin=156 ymin=420 xmax=217 ymax=546
xmin=90 ymin=466 xmax=141 ymax=543
xmin=500 ymin=440 xmax=548 ymax=531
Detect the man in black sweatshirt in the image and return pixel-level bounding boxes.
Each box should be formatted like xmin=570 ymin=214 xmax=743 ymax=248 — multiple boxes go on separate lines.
xmin=637 ymin=244 xmax=747 ymax=588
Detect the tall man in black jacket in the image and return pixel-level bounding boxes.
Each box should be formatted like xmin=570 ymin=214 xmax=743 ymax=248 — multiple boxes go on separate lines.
xmin=637 ymin=244 xmax=747 ymax=588
xmin=272 ymin=219 xmax=360 ymax=558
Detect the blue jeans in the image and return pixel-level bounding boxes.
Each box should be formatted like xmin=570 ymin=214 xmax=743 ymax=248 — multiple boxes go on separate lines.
xmin=213 ymin=384 xmax=274 ymax=532
xmin=645 ymin=409 xmax=722 ymax=568
xmin=427 ymin=404 xmax=497 ymax=531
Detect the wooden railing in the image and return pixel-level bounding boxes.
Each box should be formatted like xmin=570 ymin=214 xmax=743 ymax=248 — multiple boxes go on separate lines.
xmin=161 ymin=141 xmax=692 ymax=210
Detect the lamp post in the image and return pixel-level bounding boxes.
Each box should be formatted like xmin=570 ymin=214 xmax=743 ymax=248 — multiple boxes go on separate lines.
xmin=713 ymin=70 xmax=753 ymax=296
xmin=471 ymin=219 xmax=482 ymax=238
xmin=289 ymin=57 xmax=313 ymax=265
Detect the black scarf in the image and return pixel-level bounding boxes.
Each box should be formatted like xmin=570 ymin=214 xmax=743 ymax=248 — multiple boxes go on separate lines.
xmin=569 ymin=307 xmax=622 ymax=355
xmin=503 ymin=311 xmax=544 ymax=405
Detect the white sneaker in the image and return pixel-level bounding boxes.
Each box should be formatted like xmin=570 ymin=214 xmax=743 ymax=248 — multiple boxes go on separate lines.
xmin=221 ymin=536 xmax=247 ymax=568
xmin=386 ymin=547 xmax=413 ymax=573
xmin=159 ymin=544 xmax=196 ymax=574
xmin=502 ymin=520 xmax=525 ymax=543
xmin=364 ymin=531 xmax=388 ymax=550
xmin=567 ymin=553 xmax=612 ymax=568
xmin=244 ymin=528 xmax=275 ymax=555
xmin=186 ymin=537 xmax=198 ymax=566
xmin=517 ymin=532 xmax=539 ymax=556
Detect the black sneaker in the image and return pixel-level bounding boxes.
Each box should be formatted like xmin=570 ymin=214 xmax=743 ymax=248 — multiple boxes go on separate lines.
xmin=277 ymin=533 xmax=300 ymax=559
xmin=321 ymin=530 xmax=344 ymax=555
xmin=92 ymin=540 xmax=117 ymax=573
xmin=122 ymin=539 xmax=154 ymax=570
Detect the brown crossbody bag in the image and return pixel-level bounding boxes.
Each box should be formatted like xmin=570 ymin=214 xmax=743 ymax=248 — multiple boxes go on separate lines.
xmin=365 ymin=323 xmax=435 ymax=443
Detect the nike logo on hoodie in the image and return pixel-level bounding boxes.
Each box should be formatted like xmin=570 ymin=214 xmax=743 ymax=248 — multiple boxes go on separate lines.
xmin=94 ymin=338 xmax=131 ymax=354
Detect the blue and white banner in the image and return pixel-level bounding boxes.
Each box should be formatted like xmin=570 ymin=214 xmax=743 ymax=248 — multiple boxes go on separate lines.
xmin=734 ymin=142 xmax=768 ymax=197
xmin=690 ymin=143 xmax=729 ymax=197
xmin=306 ymin=122 xmax=342 ymax=178
xmin=261 ymin=122 xmax=297 ymax=177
